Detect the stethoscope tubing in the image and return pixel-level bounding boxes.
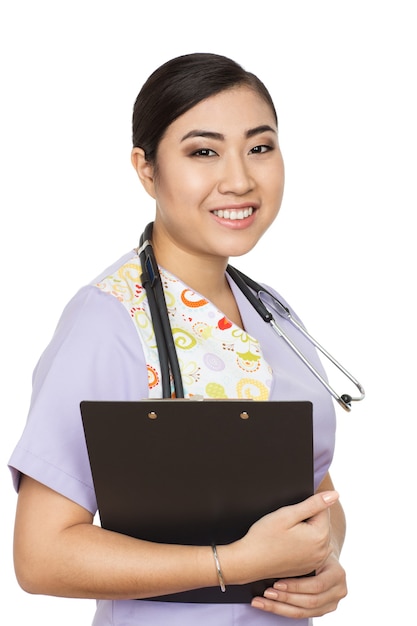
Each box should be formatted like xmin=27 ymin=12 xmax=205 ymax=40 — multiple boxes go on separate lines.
xmin=227 ymin=266 xmax=365 ymax=411
xmin=138 ymin=223 xmax=365 ymax=410
xmin=269 ymin=316 xmax=364 ymax=411
xmin=139 ymin=227 xmax=184 ymax=398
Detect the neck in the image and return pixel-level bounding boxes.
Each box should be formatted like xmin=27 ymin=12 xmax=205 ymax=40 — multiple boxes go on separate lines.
xmin=151 ymin=236 xmax=230 ymax=301
xmin=148 ymin=226 xmax=244 ymax=329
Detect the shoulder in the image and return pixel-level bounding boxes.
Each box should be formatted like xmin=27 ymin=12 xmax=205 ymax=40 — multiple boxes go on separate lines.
xmin=51 ymin=249 xmax=141 ymax=344
xmin=8 ymin=251 xmax=148 ymax=510
xmin=90 ymin=249 xmax=140 ymax=284
xmin=32 ymin=250 xmax=147 ymax=393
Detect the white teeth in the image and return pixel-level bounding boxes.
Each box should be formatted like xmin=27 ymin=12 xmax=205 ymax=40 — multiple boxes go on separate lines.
xmin=213 ymin=207 xmax=253 ymax=220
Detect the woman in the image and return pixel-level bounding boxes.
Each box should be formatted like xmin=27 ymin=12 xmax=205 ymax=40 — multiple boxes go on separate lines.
xmin=9 ymin=53 xmax=347 ymax=625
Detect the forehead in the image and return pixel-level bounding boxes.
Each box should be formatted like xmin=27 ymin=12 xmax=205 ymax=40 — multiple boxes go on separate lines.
xmin=165 ymin=86 xmax=277 ymax=139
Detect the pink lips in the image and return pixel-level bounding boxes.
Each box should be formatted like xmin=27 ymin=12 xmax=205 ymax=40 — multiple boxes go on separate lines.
xmin=210 ymin=204 xmax=258 ymax=229
xmin=211 ymin=212 xmax=257 ymax=229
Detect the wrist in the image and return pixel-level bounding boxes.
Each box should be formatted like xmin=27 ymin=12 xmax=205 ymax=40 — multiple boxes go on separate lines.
xmin=211 ymin=544 xmax=226 ymax=592
xmin=214 ymin=539 xmax=253 ymax=587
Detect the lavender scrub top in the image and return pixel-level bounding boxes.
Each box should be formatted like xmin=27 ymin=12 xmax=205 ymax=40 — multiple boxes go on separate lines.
xmin=9 ymin=250 xmax=336 ymax=626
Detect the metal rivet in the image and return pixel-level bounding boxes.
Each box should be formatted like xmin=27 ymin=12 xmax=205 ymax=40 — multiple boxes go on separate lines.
xmin=240 ymin=411 xmax=249 ymax=420
xmin=148 ymin=411 xmax=158 ymax=419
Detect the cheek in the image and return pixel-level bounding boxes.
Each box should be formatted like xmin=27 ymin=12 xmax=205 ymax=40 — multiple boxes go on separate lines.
xmin=180 ymin=165 xmax=215 ymax=195
xmin=260 ymin=167 xmax=284 ymax=201
xmin=275 ymin=177 xmax=285 ymax=203
xmin=269 ymin=159 xmax=285 ymax=199
xmin=155 ymin=163 xmax=211 ymax=205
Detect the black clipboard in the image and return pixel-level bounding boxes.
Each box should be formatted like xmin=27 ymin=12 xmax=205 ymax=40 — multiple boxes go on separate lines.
xmin=80 ymin=399 xmax=314 ymax=603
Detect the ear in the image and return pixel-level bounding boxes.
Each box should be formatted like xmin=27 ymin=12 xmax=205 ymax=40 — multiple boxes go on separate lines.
xmin=131 ymin=148 xmax=156 ymax=199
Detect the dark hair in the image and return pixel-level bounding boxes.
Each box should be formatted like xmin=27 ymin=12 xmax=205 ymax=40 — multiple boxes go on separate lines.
xmin=132 ymin=52 xmax=277 ymax=164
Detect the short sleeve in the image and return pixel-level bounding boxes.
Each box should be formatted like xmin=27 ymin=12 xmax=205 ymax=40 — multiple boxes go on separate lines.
xmin=8 ymin=285 xmax=149 ymax=513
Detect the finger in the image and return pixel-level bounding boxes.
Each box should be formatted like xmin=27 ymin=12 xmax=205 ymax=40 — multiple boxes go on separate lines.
xmin=252 ymin=594 xmax=317 ymax=619
xmin=262 ymin=587 xmax=326 ymax=615
xmin=287 ymin=491 xmax=339 ymax=525
xmin=252 ymin=584 xmax=332 ymax=619
xmin=296 ymin=556 xmax=347 ymax=599
xmin=273 ymin=573 xmax=324 ymax=595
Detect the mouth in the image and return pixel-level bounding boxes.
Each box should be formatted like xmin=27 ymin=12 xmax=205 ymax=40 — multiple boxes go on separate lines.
xmin=212 ymin=207 xmax=254 ymax=221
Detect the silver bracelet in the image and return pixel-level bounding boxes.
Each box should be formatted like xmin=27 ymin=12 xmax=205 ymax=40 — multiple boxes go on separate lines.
xmin=211 ymin=544 xmax=226 ymax=592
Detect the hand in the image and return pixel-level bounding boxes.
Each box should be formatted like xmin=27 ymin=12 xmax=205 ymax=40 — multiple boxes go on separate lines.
xmin=228 ymin=491 xmax=339 ymax=584
xmin=251 ymin=553 xmax=347 ymax=619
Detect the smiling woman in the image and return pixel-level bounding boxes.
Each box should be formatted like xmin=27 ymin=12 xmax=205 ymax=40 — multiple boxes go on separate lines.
xmin=9 ymin=53 xmax=347 ymax=626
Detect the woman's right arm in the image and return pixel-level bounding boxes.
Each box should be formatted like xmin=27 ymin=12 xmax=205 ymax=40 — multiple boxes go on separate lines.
xmin=14 ymin=474 xmax=338 ymax=600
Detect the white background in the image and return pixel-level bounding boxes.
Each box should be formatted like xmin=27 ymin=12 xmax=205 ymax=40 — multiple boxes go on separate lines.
xmin=1 ymin=1 xmax=415 ymax=624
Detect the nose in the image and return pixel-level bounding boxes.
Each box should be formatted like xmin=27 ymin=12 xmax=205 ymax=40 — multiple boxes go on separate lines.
xmin=217 ymin=154 xmax=255 ymax=196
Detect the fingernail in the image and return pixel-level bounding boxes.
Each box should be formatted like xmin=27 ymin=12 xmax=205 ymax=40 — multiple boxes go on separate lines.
xmin=264 ymin=589 xmax=278 ymax=599
xmin=273 ymin=582 xmax=287 ymax=590
xmin=252 ymin=599 xmax=265 ymax=609
xmin=322 ymin=491 xmax=339 ymax=503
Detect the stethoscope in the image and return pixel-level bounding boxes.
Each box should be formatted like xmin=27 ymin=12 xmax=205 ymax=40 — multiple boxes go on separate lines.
xmin=138 ymin=222 xmax=365 ymax=411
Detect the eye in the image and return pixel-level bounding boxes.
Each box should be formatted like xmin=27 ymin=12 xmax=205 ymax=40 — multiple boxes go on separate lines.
xmin=191 ymin=148 xmax=218 ymax=157
xmin=249 ymin=144 xmax=273 ymax=154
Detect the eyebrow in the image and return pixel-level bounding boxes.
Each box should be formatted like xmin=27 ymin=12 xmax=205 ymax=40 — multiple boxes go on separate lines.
xmin=180 ymin=125 xmax=276 ymax=142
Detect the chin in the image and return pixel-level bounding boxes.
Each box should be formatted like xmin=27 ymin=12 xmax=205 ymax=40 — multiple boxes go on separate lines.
xmin=226 ymin=243 xmax=259 ymax=258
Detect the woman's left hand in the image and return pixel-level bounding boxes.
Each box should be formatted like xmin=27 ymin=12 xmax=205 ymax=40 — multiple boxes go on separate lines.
xmin=251 ymin=552 xmax=347 ymax=619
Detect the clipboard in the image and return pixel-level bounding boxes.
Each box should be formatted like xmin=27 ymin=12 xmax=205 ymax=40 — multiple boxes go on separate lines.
xmin=80 ymin=399 xmax=314 ymax=603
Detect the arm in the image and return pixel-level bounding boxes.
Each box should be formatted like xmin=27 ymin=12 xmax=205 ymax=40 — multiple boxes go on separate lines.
xmin=14 ymin=475 xmax=214 ymax=599
xmin=250 ymin=472 xmax=348 ymax=619
xmin=14 ymin=474 xmax=338 ymax=600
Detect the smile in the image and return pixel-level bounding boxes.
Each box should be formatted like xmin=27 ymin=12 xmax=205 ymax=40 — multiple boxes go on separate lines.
xmin=212 ymin=207 xmax=254 ymax=220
